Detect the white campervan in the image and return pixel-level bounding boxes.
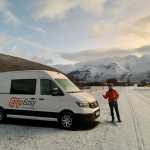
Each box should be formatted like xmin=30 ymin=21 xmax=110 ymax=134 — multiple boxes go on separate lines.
xmin=0 ymin=70 xmax=100 ymax=129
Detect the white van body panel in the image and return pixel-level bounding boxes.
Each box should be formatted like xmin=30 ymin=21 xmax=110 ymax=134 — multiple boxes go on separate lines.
xmin=0 ymin=71 xmax=39 ymax=111
xmin=0 ymin=70 xmax=100 ymax=122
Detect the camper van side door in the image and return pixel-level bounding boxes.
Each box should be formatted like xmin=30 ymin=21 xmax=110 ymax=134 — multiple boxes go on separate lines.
xmin=35 ymin=79 xmax=64 ymax=116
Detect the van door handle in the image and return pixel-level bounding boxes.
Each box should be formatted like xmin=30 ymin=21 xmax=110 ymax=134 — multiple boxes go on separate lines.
xmin=39 ymin=98 xmax=45 ymax=100
xmin=30 ymin=98 xmax=36 ymax=100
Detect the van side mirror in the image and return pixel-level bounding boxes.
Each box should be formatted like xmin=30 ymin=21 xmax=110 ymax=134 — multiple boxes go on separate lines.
xmin=51 ymin=88 xmax=64 ymax=96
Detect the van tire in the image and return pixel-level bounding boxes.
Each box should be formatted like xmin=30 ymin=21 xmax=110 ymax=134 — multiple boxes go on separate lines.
xmin=58 ymin=111 xmax=74 ymax=129
xmin=0 ymin=109 xmax=5 ymax=123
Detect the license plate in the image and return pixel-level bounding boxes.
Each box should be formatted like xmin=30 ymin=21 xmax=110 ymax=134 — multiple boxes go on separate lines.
xmin=95 ymin=111 xmax=100 ymax=116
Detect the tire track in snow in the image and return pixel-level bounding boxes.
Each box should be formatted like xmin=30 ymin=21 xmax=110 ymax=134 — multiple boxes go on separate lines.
xmin=126 ymin=89 xmax=145 ymax=150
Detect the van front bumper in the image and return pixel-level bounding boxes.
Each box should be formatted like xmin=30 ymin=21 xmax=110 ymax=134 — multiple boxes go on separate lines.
xmin=75 ymin=109 xmax=100 ymax=122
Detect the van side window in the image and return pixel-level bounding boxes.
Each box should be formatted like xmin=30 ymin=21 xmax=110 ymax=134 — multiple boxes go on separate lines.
xmin=10 ymin=79 xmax=36 ymax=95
xmin=40 ymin=79 xmax=58 ymax=95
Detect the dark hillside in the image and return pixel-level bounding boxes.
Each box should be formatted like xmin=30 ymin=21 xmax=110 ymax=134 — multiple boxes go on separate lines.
xmin=0 ymin=53 xmax=60 ymax=72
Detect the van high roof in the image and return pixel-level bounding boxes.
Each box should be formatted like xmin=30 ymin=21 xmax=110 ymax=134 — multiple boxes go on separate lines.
xmin=0 ymin=70 xmax=67 ymax=79
xmin=0 ymin=70 xmax=59 ymax=74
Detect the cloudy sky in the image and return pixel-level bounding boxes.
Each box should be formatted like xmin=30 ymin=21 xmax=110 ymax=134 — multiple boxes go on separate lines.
xmin=0 ymin=0 xmax=150 ymax=65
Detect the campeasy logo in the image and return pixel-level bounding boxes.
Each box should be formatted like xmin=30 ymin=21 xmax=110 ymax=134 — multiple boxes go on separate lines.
xmin=9 ymin=97 xmax=36 ymax=108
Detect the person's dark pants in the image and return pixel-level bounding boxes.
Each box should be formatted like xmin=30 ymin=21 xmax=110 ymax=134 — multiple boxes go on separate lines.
xmin=109 ymin=101 xmax=121 ymax=121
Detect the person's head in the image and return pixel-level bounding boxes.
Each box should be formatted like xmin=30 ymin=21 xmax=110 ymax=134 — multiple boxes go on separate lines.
xmin=108 ymin=83 xmax=113 ymax=90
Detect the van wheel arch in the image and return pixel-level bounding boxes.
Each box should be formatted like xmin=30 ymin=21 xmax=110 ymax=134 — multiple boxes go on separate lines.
xmin=0 ymin=106 xmax=5 ymax=112
xmin=59 ymin=109 xmax=74 ymax=115
xmin=0 ymin=107 xmax=6 ymax=122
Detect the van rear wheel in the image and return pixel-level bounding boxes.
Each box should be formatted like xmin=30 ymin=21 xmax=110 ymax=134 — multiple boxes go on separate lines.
xmin=0 ymin=109 xmax=5 ymax=123
xmin=58 ymin=112 xmax=74 ymax=129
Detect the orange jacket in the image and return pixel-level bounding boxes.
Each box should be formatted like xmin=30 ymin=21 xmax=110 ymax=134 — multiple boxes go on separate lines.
xmin=103 ymin=89 xmax=119 ymax=102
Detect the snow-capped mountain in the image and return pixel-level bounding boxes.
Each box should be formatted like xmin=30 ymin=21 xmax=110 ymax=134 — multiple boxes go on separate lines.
xmin=55 ymin=55 xmax=150 ymax=82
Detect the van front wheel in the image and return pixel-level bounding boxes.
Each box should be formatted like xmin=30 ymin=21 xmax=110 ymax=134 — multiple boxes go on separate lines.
xmin=0 ymin=109 xmax=5 ymax=123
xmin=58 ymin=111 xmax=74 ymax=129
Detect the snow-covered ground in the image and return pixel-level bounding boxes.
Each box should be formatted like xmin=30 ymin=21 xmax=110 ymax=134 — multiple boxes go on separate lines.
xmin=0 ymin=87 xmax=150 ymax=150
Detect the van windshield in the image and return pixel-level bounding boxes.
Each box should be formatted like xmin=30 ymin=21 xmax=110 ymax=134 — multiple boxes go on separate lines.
xmin=55 ymin=79 xmax=80 ymax=93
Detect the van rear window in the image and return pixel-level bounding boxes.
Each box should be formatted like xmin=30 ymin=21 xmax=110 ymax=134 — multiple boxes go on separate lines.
xmin=10 ymin=79 xmax=36 ymax=95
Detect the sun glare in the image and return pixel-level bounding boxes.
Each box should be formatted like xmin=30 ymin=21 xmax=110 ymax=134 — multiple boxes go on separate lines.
xmin=133 ymin=52 xmax=143 ymax=58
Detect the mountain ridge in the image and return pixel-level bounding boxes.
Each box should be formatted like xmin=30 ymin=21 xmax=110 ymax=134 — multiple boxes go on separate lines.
xmin=55 ymin=55 xmax=150 ymax=82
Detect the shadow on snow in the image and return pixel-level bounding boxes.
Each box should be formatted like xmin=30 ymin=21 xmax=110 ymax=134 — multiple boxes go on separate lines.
xmin=2 ymin=117 xmax=100 ymax=131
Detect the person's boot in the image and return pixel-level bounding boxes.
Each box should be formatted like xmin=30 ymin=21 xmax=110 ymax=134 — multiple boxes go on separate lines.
xmin=111 ymin=119 xmax=114 ymax=123
xmin=118 ymin=119 xmax=122 ymax=123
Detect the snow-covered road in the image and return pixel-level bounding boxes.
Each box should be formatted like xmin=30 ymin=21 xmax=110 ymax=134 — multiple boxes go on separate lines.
xmin=0 ymin=87 xmax=150 ymax=150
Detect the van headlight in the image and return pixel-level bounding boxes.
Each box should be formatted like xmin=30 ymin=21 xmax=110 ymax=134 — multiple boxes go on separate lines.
xmin=76 ymin=101 xmax=89 ymax=108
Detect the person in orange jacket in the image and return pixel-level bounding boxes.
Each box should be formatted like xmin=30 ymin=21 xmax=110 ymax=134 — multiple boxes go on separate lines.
xmin=103 ymin=84 xmax=121 ymax=123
